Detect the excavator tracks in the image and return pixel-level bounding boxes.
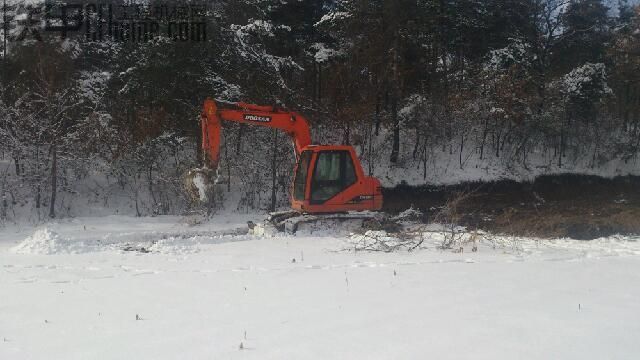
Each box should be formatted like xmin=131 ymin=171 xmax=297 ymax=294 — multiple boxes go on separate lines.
xmin=251 ymin=210 xmax=382 ymax=235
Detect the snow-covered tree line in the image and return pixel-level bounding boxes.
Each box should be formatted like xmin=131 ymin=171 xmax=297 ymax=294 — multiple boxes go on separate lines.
xmin=0 ymin=0 xmax=639 ymax=220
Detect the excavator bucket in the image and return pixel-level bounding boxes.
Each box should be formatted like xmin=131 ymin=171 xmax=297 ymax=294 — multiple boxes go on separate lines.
xmin=184 ymin=167 xmax=217 ymax=204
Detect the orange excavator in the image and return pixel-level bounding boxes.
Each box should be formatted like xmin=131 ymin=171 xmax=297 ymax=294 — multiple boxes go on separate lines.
xmin=186 ymin=98 xmax=383 ymax=231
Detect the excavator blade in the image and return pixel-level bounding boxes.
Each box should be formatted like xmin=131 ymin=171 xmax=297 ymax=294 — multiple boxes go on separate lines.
xmin=184 ymin=167 xmax=217 ymax=204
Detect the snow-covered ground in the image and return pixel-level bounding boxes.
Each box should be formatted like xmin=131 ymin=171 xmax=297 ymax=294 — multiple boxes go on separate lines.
xmin=1 ymin=215 xmax=640 ymax=359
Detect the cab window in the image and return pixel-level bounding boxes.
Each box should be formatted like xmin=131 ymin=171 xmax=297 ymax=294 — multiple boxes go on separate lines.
xmin=310 ymin=151 xmax=357 ymax=203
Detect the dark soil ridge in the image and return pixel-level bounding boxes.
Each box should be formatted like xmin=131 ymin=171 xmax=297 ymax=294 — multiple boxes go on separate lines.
xmin=383 ymin=174 xmax=640 ymax=240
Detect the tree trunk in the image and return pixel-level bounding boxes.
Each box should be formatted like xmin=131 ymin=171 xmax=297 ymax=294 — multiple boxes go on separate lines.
xmin=412 ymin=129 xmax=420 ymax=160
xmin=459 ymin=133 xmax=464 ymax=169
xmin=390 ymin=96 xmax=400 ymax=163
xmin=236 ymin=124 xmax=245 ymax=154
xmin=495 ymin=119 xmax=501 ymax=158
xmin=480 ymin=117 xmax=488 ymax=160
xmin=367 ymin=121 xmax=373 ymax=176
xmin=344 ymin=122 xmax=350 ymax=145
xmin=423 ymin=138 xmax=428 ymax=180
xmin=224 ymin=139 xmax=231 ymax=192
xmin=49 ymin=142 xmax=57 ymax=218
xmin=317 ymin=63 xmax=322 ymax=101
xmin=1 ymin=191 xmax=7 ymax=221
xmin=148 ymin=164 xmax=156 ymax=206
xmin=196 ymin=116 xmax=203 ymax=165
xmin=270 ymin=129 xmax=278 ymax=212
xmin=558 ymin=128 xmax=564 ymax=168
xmin=374 ymin=93 xmax=381 ymax=136
xmin=13 ymin=153 xmax=20 ymax=176
xmin=36 ymin=186 xmax=40 ymax=209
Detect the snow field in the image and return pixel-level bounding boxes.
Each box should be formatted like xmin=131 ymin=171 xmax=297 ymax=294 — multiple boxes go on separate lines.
xmin=1 ymin=215 xmax=640 ymax=359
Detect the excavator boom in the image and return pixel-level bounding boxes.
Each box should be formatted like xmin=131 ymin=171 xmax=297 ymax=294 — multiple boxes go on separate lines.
xmin=201 ymin=98 xmax=311 ymax=171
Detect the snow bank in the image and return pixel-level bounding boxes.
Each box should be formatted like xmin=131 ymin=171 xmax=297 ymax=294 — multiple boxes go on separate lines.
xmin=7 ymin=216 xmax=257 ymax=255
xmin=9 ymin=229 xmax=254 ymax=255
xmin=11 ymin=228 xmax=65 ymax=255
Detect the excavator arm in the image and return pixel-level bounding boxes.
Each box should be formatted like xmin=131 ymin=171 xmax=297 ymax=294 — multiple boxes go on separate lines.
xmin=200 ymin=98 xmax=312 ymax=171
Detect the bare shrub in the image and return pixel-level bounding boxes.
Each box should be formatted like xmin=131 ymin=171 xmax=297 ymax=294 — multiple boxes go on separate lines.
xmin=434 ymin=190 xmax=474 ymax=249
xmin=348 ymin=229 xmax=429 ymax=252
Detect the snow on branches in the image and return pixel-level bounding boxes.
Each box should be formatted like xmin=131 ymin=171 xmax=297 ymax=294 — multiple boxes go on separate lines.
xmin=485 ymin=39 xmax=534 ymax=72
xmin=561 ymin=62 xmax=612 ymax=101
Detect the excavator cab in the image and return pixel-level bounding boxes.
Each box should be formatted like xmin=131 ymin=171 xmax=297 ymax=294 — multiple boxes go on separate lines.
xmin=291 ymin=145 xmax=382 ymax=213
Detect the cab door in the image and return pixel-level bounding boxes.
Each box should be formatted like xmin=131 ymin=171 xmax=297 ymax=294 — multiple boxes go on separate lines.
xmin=292 ymin=150 xmax=312 ymax=201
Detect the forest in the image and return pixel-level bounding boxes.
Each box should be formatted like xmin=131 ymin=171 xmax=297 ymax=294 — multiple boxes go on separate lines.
xmin=0 ymin=0 xmax=639 ymax=220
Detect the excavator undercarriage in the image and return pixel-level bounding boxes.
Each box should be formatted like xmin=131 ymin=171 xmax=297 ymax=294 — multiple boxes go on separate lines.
xmin=258 ymin=210 xmax=381 ymax=234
